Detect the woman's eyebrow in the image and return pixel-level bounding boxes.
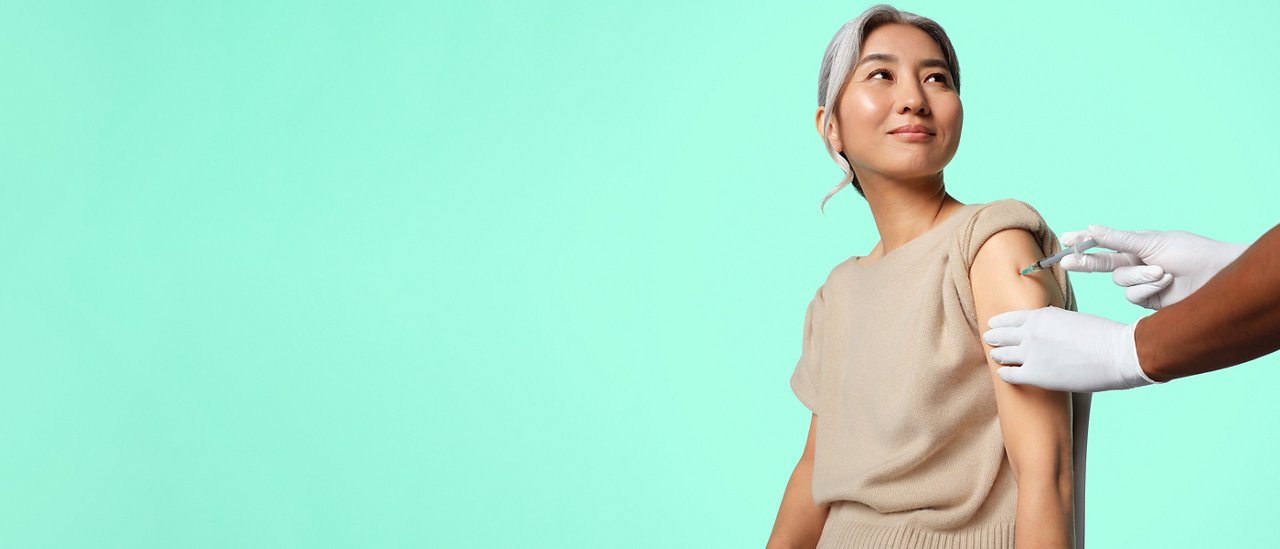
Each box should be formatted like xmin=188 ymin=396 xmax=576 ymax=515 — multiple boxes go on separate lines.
xmin=856 ymin=53 xmax=951 ymax=71
xmin=919 ymin=58 xmax=951 ymax=70
xmin=856 ymin=53 xmax=896 ymax=67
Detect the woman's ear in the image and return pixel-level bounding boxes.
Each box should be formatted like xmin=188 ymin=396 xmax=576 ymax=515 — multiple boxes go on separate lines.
xmin=814 ymin=107 xmax=843 ymax=152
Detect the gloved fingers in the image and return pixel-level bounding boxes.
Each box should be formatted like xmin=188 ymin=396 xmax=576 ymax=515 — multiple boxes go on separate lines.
xmin=1088 ymin=224 xmax=1160 ymax=257
xmin=987 ymin=309 xmax=1031 ymax=329
xmin=1112 ymin=265 xmax=1166 ymax=287
xmin=982 ymin=326 xmax=1024 ymax=347
xmin=1124 ymin=273 xmax=1174 ymax=306
xmin=1058 ymin=251 xmax=1144 ymax=272
xmin=990 ymin=345 xmax=1026 ymax=365
xmin=1059 ymin=229 xmax=1091 ymax=247
xmin=996 ymin=366 xmax=1031 ymax=385
xmin=999 ymin=365 xmax=1075 ymax=391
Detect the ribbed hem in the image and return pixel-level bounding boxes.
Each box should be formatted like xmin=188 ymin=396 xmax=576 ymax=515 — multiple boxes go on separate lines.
xmin=816 ymin=521 xmax=1015 ymax=549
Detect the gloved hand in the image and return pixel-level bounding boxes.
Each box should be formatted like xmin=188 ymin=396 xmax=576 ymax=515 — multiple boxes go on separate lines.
xmin=984 ymin=306 xmax=1164 ymax=392
xmin=1058 ymin=225 xmax=1248 ymax=310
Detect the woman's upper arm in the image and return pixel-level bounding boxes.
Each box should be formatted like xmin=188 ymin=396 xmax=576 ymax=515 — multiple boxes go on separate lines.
xmin=970 ymin=228 xmax=1073 ymax=481
xmin=802 ymin=413 xmax=818 ymax=461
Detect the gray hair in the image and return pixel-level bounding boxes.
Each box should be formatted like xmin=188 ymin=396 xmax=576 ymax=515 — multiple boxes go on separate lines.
xmin=816 ymin=4 xmax=960 ymax=210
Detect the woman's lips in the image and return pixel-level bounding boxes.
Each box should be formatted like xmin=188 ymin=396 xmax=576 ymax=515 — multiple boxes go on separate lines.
xmin=889 ymin=124 xmax=936 ymax=142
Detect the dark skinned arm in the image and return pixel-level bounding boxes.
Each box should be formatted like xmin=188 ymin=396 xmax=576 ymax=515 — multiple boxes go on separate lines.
xmin=1136 ymin=223 xmax=1280 ymax=381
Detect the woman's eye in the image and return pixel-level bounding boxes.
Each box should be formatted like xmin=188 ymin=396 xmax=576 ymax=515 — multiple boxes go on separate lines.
xmin=869 ymin=69 xmax=892 ymax=80
xmin=925 ymin=73 xmax=949 ymax=85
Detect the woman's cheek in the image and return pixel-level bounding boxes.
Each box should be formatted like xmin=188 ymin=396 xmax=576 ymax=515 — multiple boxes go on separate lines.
xmin=851 ymin=91 xmax=886 ymax=120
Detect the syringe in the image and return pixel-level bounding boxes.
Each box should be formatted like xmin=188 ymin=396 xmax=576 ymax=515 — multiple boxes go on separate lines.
xmin=1020 ymin=238 xmax=1098 ymax=276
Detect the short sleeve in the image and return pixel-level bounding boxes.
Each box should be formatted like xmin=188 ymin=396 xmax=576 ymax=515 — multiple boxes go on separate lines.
xmin=789 ymin=285 xmax=826 ymax=415
xmin=953 ymin=199 xmax=1076 ymax=316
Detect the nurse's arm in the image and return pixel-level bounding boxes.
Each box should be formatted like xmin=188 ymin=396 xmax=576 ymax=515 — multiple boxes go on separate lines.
xmin=1137 ymin=222 xmax=1280 ymax=381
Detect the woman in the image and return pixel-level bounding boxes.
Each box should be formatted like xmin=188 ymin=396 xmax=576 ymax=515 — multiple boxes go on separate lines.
xmin=766 ymin=5 xmax=1089 ymax=549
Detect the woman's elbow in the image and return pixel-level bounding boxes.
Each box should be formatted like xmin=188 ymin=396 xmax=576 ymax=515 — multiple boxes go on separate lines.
xmin=1011 ymin=448 xmax=1074 ymax=506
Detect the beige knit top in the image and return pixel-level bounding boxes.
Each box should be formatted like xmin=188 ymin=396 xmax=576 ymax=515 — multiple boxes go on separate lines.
xmin=789 ymin=199 xmax=1079 ymax=548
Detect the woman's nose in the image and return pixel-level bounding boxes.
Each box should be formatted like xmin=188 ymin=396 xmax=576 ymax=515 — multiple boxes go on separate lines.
xmin=897 ymin=90 xmax=930 ymax=116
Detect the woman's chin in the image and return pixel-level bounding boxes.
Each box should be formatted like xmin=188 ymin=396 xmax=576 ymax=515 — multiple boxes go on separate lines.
xmin=872 ymin=166 xmax=949 ymax=183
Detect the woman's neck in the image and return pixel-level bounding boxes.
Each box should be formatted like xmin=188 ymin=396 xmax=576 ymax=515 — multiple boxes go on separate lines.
xmin=858 ymin=172 xmax=964 ymax=257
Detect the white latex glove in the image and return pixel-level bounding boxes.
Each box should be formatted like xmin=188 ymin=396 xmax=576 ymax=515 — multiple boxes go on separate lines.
xmin=984 ymin=306 xmax=1164 ymax=392
xmin=1058 ymin=225 xmax=1248 ymax=310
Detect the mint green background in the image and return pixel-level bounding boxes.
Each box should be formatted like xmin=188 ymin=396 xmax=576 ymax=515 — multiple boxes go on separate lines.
xmin=3 ymin=1 xmax=1277 ymax=547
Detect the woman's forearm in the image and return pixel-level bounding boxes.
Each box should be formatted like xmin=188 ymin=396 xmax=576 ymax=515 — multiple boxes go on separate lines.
xmin=1014 ymin=476 xmax=1074 ymax=549
xmin=766 ymin=457 xmax=829 ymax=549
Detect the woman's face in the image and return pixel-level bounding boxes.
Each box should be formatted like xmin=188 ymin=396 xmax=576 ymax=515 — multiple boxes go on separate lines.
xmin=818 ymin=23 xmax=963 ymax=184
